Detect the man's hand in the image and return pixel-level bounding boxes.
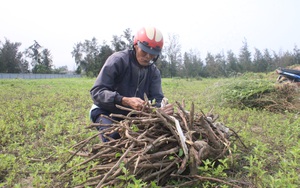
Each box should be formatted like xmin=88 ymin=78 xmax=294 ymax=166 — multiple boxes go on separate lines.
xmin=160 ymin=103 xmax=174 ymax=115
xmin=122 ymin=97 xmax=145 ymax=111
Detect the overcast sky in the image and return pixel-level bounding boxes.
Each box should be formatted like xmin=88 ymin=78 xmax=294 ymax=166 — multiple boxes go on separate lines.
xmin=1 ymin=0 xmax=299 ymax=70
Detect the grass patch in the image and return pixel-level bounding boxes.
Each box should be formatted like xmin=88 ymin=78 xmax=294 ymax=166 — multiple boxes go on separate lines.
xmin=205 ymin=72 xmax=300 ymax=113
xmin=0 ymin=75 xmax=300 ymax=187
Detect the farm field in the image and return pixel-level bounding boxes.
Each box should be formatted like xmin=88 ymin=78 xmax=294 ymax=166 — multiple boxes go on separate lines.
xmin=0 ymin=75 xmax=299 ymax=187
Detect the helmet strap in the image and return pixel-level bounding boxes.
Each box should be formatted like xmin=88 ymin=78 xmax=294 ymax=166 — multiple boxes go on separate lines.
xmin=150 ymin=55 xmax=159 ymax=64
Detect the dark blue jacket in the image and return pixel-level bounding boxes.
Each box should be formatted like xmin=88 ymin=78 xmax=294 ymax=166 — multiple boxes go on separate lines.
xmin=90 ymin=49 xmax=164 ymax=117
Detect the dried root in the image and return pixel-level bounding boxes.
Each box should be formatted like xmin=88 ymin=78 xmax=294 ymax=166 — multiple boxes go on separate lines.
xmin=58 ymin=101 xmax=243 ymax=187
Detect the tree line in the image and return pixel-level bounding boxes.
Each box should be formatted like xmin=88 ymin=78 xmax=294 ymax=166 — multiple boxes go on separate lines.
xmin=0 ymin=39 xmax=67 ymax=74
xmin=1 ymin=28 xmax=299 ymax=77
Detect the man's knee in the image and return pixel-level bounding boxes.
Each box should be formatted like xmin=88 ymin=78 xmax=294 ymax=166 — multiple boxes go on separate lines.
xmin=95 ymin=116 xmax=120 ymax=142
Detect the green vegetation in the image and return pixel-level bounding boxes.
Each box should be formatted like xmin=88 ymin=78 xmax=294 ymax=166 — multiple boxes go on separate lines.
xmin=0 ymin=73 xmax=299 ymax=187
xmin=2 ymin=28 xmax=300 ymax=78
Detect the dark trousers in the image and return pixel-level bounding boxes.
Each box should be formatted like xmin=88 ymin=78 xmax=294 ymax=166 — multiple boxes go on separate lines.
xmin=91 ymin=108 xmax=121 ymax=142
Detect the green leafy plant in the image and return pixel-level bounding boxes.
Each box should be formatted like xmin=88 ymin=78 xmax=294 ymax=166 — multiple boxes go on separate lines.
xmin=0 ymin=75 xmax=299 ymax=187
xmin=117 ymin=162 xmax=148 ymax=188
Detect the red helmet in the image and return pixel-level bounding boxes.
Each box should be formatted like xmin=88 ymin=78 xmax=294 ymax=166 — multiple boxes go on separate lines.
xmin=133 ymin=27 xmax=163 ymax=55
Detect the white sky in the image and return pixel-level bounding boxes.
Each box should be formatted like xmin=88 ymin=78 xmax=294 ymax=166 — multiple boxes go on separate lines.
xmin=1 ymin=0 xmax=299 ymax=70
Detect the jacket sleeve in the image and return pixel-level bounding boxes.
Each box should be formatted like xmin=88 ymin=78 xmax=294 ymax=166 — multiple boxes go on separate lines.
xmin=90 ymin=54 xmax=124 ymax=110
xmin=148 ymin=67 xmax=164 ymax=107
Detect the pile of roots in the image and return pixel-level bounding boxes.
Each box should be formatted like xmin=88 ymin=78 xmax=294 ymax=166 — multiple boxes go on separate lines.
xmin=58 ymin=100 xmax=243 ymax=188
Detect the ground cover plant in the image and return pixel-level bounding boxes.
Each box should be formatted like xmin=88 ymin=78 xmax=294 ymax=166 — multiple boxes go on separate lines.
xmin=0 ymin=73 xmax=299 ymax=187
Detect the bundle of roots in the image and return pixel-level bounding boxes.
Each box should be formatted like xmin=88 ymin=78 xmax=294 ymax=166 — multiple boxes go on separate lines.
xmin=58 ymin=100 xmax=243 ymax=188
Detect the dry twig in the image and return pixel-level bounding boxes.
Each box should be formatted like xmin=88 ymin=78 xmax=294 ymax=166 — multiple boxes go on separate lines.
xmin=59 ymin=101 xmax=242 ymax=187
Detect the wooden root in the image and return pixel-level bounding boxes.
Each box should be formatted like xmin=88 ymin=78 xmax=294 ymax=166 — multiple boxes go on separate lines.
xmin=58 ymin=101 xmax=242 ymax=187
